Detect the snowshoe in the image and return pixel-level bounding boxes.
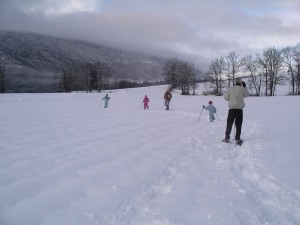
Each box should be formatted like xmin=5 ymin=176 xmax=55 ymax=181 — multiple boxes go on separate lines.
xmin=222 ymin=138 xmax=230 ymax=143
xmin=235 ymin=139 xmax=243 ymax=146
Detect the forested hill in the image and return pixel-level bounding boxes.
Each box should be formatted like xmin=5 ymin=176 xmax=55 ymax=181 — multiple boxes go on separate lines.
xmin=0 ymin=30 xmax=165 ymax=91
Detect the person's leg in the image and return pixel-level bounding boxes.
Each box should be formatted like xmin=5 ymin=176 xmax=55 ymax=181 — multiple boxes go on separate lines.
xmin=209 ymin=113 xmax=213 ymax=122
xmin=165 ymin=100 xmax=169 ymax=110
xmin=235 ymin=109 xmax=243 ymax=140
xmin=225 ymin=109 xmax=235 ymax=139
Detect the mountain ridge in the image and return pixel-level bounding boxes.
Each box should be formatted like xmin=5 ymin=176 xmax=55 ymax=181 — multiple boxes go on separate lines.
xmin=0 ymin=30 xmax=165 ymax=90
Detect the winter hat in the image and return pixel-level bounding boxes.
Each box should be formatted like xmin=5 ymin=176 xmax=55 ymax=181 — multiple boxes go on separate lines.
xmin=235 ymin=77 xmax=242 ymax=83
xmin=209 ymin=101 xmax=212 ymax=104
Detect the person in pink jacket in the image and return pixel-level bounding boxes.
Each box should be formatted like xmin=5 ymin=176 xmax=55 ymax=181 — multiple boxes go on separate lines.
xmin=142 ymin=95 xmax=149 ymax=110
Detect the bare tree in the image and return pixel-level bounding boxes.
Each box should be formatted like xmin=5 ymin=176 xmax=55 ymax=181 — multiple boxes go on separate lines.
xmin=85 ymin=61 xmax=111 ymax=92
xmin=177 ymin=60 xmax=191 ymax=95
xmin=191 ymin=66 xmax=200 ymax=95
xmin=257 ymin=47 xmax=285 ymax=96
xmin=208 ymin=57 xmax=225 ymax=95
xmin=242 ymin=55 xmax=262 ymax=96
xmin=292 ymin=43 xmax=300 ymax=95
xmin=0 ymin=59 xmax=7 ymax=93
xmin=282 ymin=46 xmax=297 ymax=95
xmin=162 ymin=58 xmax=198 ymax=95
xmin=226 ymin=51 xmax=241 ymax=87
xmin=97 ymin=61 xmax=111 ymax=92
xmin=59 ymin=63 xmax=80 ymax=92
xmin=162 ymin=57 xmax=181 ymax=90
xmin=256 ymin=53 xmax=268 ymax=96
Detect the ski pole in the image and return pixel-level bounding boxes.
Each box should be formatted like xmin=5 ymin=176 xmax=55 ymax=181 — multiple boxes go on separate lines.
xmin=215 ymin=113 xmax=221 ymax=121
xmin=198 ymin=108 xmax=204 ymax=122
xmin=100 ymin=99 xmax=103 ymax=109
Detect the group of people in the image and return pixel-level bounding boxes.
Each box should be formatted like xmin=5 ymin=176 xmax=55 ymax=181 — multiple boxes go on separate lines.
xmin=101 ymin=77 xmax=249 ymax=145
xmin=101 ymin=90 xmax=172 ymax=111
xmin=142 ymin=89 xmax=173 ymax=110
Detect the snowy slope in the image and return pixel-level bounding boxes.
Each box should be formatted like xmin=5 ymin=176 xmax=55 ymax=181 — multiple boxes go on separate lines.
xmin=0 ymin=30 xmax=164 ymax=86
xmin=0 ymin=86 xmax=300 ymax=225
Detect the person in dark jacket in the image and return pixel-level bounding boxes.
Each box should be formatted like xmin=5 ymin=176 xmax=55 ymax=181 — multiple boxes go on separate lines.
xmin=164 ymin=89 xmax=172 ymax=110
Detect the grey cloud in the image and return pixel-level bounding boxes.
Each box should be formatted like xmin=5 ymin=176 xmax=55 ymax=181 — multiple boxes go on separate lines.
xmin=0 ymin=0 xmax=299 ymax=70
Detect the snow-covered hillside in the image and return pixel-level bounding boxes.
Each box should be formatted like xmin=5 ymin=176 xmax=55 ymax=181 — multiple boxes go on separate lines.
xmin=0 ymin=30 xmax=164 ymax=85
xmin=0 ymin=85 xmax=299 ymax=225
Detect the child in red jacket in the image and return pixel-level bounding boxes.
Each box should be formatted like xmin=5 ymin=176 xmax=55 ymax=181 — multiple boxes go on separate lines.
xmin=142 ymin=95 xmax=149 ymax=110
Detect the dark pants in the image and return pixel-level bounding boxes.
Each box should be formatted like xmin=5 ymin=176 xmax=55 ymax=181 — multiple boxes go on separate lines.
xmin=225 ymin=109 xmax=243 ymax=140
xmin=165 ymin=100 xmax=170 ymax=110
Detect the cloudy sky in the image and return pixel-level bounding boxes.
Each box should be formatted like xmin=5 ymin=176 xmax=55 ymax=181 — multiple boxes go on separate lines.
xmin=0 ymin=0 xmax=299 ymax=69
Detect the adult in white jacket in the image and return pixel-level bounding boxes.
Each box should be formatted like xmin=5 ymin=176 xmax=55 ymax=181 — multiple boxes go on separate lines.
xmin=223 ymin=78 xmax=250 ymax=145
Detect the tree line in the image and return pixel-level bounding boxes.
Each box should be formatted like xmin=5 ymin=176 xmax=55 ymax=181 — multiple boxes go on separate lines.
xmin=1 ymin=43 xmax=299 ymax=95
xmin=0 ymin=59 xmax=165 ymax=93
xmin=206 ymin=43 xmax=300 ymax=96
xmin=162 ymin=57 xmax=200 ymax=95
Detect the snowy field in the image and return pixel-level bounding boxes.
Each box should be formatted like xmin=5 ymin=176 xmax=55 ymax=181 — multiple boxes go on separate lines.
xmin=1 ymin=85 xmax=300 ymax=225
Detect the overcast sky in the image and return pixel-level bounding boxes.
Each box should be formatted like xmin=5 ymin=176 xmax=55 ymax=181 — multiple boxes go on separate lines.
xmin=0 ymin=0 xmax=299 ymax=69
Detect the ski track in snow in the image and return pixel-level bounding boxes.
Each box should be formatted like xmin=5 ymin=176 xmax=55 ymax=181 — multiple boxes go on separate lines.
xmin=1 ymin=91 xmax=300 ymax=225
xmin=103 ymin=110 xmax=200 ymax=225
xmin=100 ymin=109 xmax=300 ymax=225
xmin=216 ymin=121 xmax=300 ymax=225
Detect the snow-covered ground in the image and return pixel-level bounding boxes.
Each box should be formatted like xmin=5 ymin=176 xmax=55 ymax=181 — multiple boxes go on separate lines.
xmin=1 ymin=85 xmax=300 ymax=225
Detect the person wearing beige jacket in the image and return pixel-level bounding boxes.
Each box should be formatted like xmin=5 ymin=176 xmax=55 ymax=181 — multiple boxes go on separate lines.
xmin=222 ymin=77 xmax=250 ymax=145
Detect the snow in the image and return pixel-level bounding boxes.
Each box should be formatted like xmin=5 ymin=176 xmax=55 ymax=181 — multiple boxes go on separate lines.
xmin=0 ymin=85 xmax=300 ymax=225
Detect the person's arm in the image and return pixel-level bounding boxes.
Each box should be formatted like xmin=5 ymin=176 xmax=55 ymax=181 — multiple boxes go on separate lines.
xmin=224 ymin=90 xmax=229 ymax=101
xmin=243 ymin=87 xmax=250 ymax=98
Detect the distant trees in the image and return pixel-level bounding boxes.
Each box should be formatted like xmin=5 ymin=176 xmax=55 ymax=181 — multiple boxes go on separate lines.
xmin=256 ymin=47 xmax=285 ymax=96
xmin=59 ymin=61 xmax=111 ymax=92
xmin=163 ymin=58 xmax=180 ymax=90
xmin=208 ymin=57 xmax=226 ymax=96
xmin=242 ymin=54 xmax=262 ymax=96
xmin=59 ymin=63 xmax=80 ymax=92
xmin=282 ymin=46 xmax=297 ymax=95
xmin=293 ymin=44 xmax=300 ymax=95
xmin=0 ymin=59 xmax=7 ymax=93
xmin=207 ymin=51 xmax=241 ymax=96
xmin=162 ymin=57 xmax=199 ymax=95
xmin=205 ymin=43 xmax=300 ymax=96
xmin=111 ymin=79 xmax=165 ymax=89
xmin=226 ymin=51 xmax=241 ymax=87
xmin=85 ymin=61 xmax=111 ymax=92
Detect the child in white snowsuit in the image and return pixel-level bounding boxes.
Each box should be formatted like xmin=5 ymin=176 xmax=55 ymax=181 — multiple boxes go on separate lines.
xmin=203 ymin=101 xmax=216 ymax=122
xmin=102 ymin=94 xmax=110 ymax=108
